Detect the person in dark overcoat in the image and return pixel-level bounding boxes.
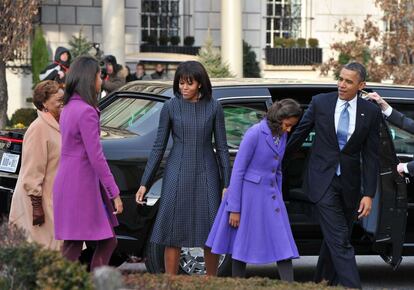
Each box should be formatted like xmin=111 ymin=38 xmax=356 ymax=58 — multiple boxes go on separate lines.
xmin=286 ymin=62 xmax=381 ymax=289
xmin=368 ymin=92 xmax=414 ymax=175
xmin=136 ymin=61 xmax=231 ymax=275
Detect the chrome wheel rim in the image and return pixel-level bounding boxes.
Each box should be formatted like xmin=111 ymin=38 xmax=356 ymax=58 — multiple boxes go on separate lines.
xmin=179 ymin=247 xmax=226 ymax=275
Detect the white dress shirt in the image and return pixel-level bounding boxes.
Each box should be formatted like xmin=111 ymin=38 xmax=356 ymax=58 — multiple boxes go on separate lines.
xmin=334 ymin=96 xmax=358 ymax=141
xmin=383 ymin=106 xmax=393 ymax=117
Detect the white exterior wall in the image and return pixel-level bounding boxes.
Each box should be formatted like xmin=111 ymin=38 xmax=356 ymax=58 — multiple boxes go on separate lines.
xmin=6 ymin=70 xmax=34 ymax=118
xmin=8 ymin=0 xmax=385 ymax=115
xmin=193 ymin=0 xmax=263 ymax=64
xmin=305 ymin=0 xmax=383 ymax=61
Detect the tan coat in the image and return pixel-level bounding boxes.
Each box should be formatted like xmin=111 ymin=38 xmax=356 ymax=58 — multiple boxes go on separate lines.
xmin=9 ymin=111 xmax=62 ymax=250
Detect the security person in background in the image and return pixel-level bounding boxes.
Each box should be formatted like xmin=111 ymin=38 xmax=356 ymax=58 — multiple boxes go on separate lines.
xmin=101 ymin=55 xmax=127 ymax=94
xmin=40 ymin=46 xmax=71 ymax=84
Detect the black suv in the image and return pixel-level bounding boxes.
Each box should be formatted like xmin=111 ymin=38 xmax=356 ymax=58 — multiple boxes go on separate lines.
xmin=0 ymin=79 xmax=412 ymax=275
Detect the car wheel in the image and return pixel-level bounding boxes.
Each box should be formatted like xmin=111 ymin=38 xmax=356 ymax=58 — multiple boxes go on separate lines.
xmin=145 ymin=242 xmax=165 ymax=273
xmin=109 ymin=252 xmax=127 ymax=267
xmin=145 ymin=243 xmax=231 ymax=276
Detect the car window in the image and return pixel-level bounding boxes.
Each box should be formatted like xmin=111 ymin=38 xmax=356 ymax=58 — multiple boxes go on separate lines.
xmin=100 ymin=97 xmax=164 ymax=135
xmin=298 ymin=102 xmax=414 ymax=154
xmin=221 ymin=102 xmax=267 ymax=148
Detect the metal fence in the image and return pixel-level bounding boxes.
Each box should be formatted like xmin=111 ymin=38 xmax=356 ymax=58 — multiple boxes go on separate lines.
xmin=140 ymin=45 xmax=200 ymax=55
xmin=265 ymin=47 xmax=322 ymax=66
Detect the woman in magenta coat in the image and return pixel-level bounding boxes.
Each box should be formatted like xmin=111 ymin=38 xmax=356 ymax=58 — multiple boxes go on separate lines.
xmin=206 ymin=99 xmax=302 ymax=280
xmin=53 ymin=55 xmax=123 ymax=270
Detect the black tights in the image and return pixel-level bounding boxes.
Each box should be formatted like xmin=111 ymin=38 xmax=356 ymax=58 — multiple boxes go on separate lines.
xmin=232 ymin=258 xmax=294 ymax=282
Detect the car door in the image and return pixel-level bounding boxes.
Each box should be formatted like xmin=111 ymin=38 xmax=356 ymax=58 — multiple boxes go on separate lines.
xmin=365 ymin=116 xmax=408 ymax=269
xmin=99 ymin=93 xmax=170 ymax=258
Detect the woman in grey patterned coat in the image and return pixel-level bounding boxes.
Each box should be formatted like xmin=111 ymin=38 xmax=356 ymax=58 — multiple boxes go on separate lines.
xmin=136 ymin=61 xmax=231 ymax=275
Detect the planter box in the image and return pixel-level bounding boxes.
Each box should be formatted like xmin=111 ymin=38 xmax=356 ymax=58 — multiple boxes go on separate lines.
xmin=265 ymin=47 xmax=323 ymax=65
xmin=140 ymin=45 xmax=200 ymax=55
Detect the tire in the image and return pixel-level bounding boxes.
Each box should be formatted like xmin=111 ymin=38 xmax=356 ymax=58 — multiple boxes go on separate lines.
xmin=145 ymin=242 xmax=165 ymax=273
xmin=217 ymin=254 xmax=232 ymax=277
xmin=145 ymin=243 xmax=231 ymax=276
xmin=109 ymin=252 xmax=127 ymax=267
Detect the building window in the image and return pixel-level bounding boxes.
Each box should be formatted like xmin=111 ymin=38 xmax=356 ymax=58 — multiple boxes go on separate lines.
xmin=141 ymin=0 xmax=180 ymax=42
xmin=265 ymin=0 xmax=301 ymax=47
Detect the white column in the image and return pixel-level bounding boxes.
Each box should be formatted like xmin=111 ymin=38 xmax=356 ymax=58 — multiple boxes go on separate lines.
xmin=221 ymin=0 xmax=243 ymax=77
xmin=102 ymin=0 xmax=125 ymax=65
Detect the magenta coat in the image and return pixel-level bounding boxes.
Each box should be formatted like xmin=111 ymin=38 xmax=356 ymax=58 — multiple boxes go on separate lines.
xmin=206 ymin=119 xmax=299 ymax=264
xmin=53 ymin=94 xmax=119 ymax=240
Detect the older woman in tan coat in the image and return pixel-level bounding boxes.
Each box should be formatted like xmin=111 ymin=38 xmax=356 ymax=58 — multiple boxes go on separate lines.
xmin=9 ymin=80 xmax=63 ymax=250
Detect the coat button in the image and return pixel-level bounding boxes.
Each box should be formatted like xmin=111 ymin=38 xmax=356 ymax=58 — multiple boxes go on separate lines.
xmin=272 ymin=195 xmax=276 ymax=200
xmin=271 ymin=182 xmax=275 ymax=187
xmin=274 ymin=156 xmax=278 ymax=160
xmin=272 ymin=168 xmax=276 ymax=173
xmin=275 ymin=208 xmax=280 ymax=213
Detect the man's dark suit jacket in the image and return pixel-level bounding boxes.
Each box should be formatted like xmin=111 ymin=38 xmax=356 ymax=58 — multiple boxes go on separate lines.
xmin=287 ymin=92 xmax=382 ymax=208
xmin=387 ymin=109 xmax=414 ymax=175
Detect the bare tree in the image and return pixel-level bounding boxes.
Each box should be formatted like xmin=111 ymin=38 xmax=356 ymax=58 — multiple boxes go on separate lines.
xmin=320 ymin=0 xmax=414 ymax=85
xmin=0 ymin=0 xmax=39 ymax=128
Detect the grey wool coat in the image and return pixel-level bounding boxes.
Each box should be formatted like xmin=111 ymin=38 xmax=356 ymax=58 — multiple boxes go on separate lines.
xmin=140 ymin=95 xmax=231 ymax=247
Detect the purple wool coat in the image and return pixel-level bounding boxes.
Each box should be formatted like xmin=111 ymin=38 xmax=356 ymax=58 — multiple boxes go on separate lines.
xmin=53 ymin=94 xmax=119 ymax=241
xmin=206 ymin=119 xmax=299 ymax=264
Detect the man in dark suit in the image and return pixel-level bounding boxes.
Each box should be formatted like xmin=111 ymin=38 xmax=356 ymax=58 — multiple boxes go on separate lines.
xmin=368 ymin=92 xmax=414 ymax=175
xmin=286 ymin=62 xmax=382 ymax=288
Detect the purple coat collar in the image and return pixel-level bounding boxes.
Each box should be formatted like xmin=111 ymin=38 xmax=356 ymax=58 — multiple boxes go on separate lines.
xmin=260 ymin=119 xmax=286 ymax=155
xmin=69 ymin=94 xmax=100 ymax=114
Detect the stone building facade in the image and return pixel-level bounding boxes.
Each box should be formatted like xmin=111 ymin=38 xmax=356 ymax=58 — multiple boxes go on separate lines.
xmin=7 ymin=0 xmax=383 ymax=116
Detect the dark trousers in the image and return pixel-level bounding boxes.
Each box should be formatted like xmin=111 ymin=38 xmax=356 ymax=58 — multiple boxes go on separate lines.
xmin=62 ymin=237 xmax=117 ymax=271
xmin=314 ymin=176 xmax=361 ymax=289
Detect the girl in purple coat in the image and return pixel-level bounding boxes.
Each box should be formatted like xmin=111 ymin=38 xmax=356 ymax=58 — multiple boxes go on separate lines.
xmin=53 ymin=56 xmax=123 ymax=270
xmin=206 ymin=99 xmax=302 ymax=280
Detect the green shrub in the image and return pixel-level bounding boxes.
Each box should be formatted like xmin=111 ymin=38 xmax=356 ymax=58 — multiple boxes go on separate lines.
xmin=243 ymin=41 xmax=261 ymax=77
xmin=338 ymin=52 xmax=351 ymax=66
xmin=159 ymin=35 xmax=169 ymax=45
xmin=69 ymin=28 xmax=92 ymax=58
xmin=184 ymin=36 xmax=195 ymax=46
xmin=31 ymin=26 xmax=49 ymax=86
xmin=274 ymin=37 xmax=284 ymax=48
xmin=197 ymin=32 xmax=234 ymax=78
xmin=0 ymin=223 xmax=93 ymax=290
xmin=36 ymin=251 xmax=93 ymax=290
xmin=297 ymin=38 xmax=307 ymax=48
xmin=10 ymin=108 xmax=37 ymax=127
xmin=308 ymin=38 xmax=319 ymax=48
xmin=170 ymin=36 xmax=180 ymax=45
xmin=145 ymin=35 xmax=158 ymax=45
xmin=0 ymin=278 xmax=8 ymax=289
xmin=0 ymin=243 xmax=40 ymax=289
xmin=283 ymin=38 xmax=297 ymax=48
